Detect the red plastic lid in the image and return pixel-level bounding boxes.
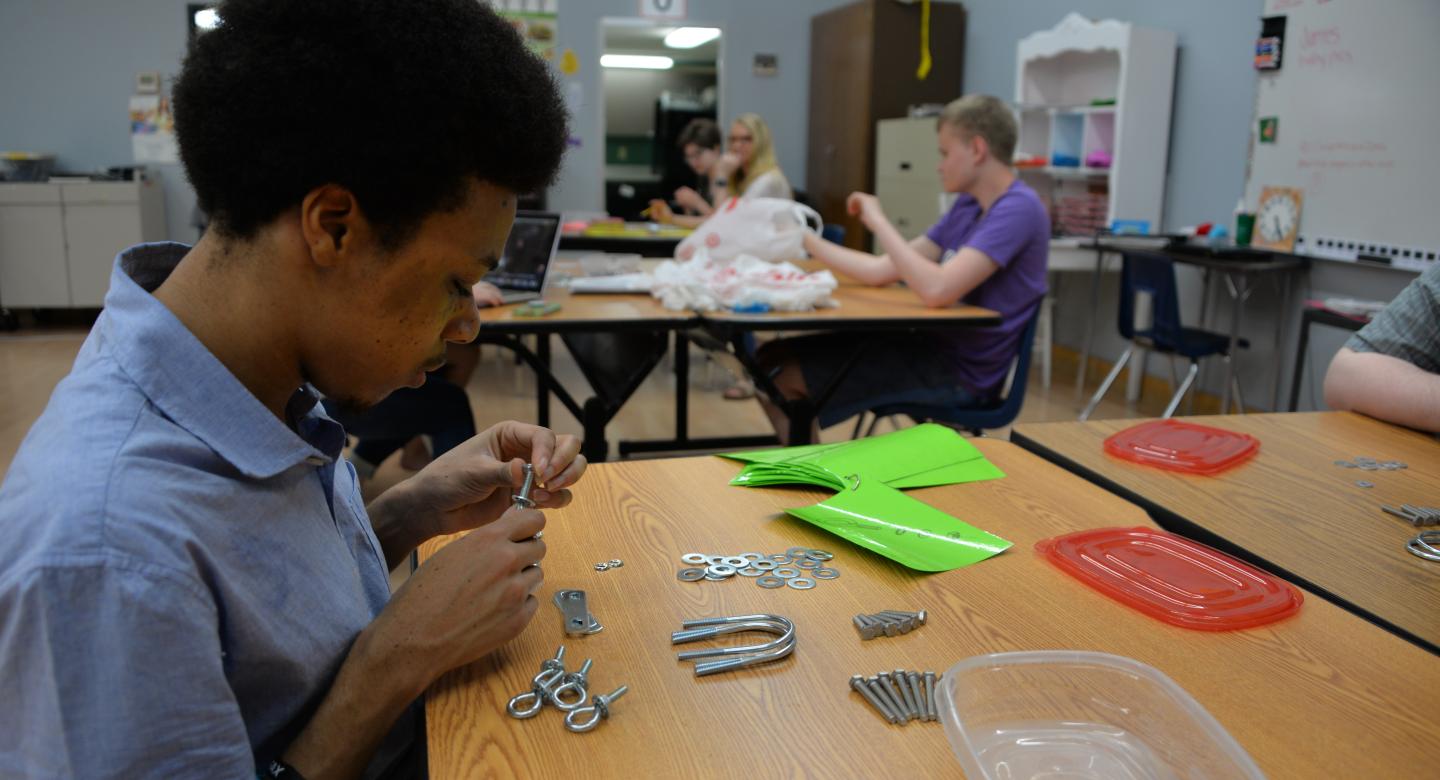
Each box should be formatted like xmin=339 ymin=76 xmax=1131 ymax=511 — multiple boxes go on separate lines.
xmin=1104 ymin=419 xmax=1259 ymax=475
xmin=1035 ymin=527 xmax=1303 ymax=631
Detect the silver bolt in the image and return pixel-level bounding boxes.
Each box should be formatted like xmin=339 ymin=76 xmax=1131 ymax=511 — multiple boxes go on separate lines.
xmin=851 ymin=615 xmax=879 ymax=640
xmin=924 ymin=671 xmax=938 ymax=721
xmin=877 ymin=609 xmax=926 ymax=626
xmin=869 ymin=676 xmax=904 ymax=725
xmin=851 ymin=675 xmax=899 ymax=723
xmin=513 ymin=463 xmax=537 ymax=508
xmin=866 ymin=676 xmax=906 ymax=724
xmin=907 ymin=671 xmax=926 ymax=721
xmin=886 ymin=670 xmax=918 ymax=721
xmin=897 ymin=668 xmax=923 ymax=720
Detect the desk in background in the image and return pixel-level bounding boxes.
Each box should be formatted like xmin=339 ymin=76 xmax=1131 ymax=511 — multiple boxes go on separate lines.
xmin=1014 ymin=411 xmax=1440 ymax=653
xmin=1288 ymin=302 xmax=1371 ymax=411
xmin=558 ymin=222 xmax=690 ymax=258
xmin=421 ymin=442 xmax=1440 ymax=777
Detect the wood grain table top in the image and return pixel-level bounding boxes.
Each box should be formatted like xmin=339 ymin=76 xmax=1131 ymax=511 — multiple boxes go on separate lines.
xmin=420 ymin=440 xmax=1440 ymax=778
xmin=1013 ymin=412 xmax=1440 ymax=652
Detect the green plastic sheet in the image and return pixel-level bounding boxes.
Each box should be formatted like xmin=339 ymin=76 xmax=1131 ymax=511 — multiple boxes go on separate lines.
xmin=720 ymin=424 xmax=1012 ymax=571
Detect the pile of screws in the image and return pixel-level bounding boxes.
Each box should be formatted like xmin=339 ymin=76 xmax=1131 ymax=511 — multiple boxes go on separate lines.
xmin=853 ymin=609 xmax=926 ymax=640
xmin=594 ymin=559 xmax=624 ymax=571
xmin=850 ymin=669 xmax=939 ymax=725
xmin=506 ymin=645 xmax=630 ymax=733
xmin=675 ymin=547 xmax=840 ymax=591
xmin=1334 ymin=456 xmax=1408 ymax=471
xmin=1383 ymin=505 xmax=1440 ymax=527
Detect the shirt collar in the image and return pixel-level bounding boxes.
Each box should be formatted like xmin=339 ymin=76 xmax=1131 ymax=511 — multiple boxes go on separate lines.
xmin=100 ymin=242 xmax=344 ymax=478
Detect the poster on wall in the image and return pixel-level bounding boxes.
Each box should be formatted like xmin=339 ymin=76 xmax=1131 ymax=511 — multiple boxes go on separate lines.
xmin=129 ymin=94 xmax=179 ymax=164
xmin=497 ymin=8 xmax=558 ymax=63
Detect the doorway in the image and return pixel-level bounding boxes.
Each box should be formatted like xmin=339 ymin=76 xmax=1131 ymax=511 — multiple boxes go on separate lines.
xmin=600 ymin=19 xmax=721 ymax=220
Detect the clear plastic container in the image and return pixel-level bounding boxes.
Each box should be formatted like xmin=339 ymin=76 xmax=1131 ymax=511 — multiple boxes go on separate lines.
xmin=937 ymin=651 xmax=1265 ymax=780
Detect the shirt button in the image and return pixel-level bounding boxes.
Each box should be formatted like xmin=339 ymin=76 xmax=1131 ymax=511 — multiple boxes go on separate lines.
xmin=304 ymin=455 xmax=327 ymax=466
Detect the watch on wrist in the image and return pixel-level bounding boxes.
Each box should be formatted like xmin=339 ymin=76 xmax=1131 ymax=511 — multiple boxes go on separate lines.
xmin=713 ymin=178 xmax=728 ymax=188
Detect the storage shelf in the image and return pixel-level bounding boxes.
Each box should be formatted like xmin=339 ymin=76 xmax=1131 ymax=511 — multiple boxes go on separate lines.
xmin=1018 ymin=103 xmax=1118 ymax=115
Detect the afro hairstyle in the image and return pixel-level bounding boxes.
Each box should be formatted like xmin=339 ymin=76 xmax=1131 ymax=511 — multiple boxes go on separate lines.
xmin=173 ymin=0 xmax=568 ymax=249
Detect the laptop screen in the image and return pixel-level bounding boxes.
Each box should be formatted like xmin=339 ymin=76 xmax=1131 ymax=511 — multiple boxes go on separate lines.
xmin=485 ymin=212 xmax=560 ymax=291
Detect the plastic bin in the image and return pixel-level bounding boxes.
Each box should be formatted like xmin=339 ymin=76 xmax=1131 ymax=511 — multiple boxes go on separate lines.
xmin=937 ymin=651 xmax=1265 ymax=780
xmin=1 ymin=152 xmax=56 ymax=182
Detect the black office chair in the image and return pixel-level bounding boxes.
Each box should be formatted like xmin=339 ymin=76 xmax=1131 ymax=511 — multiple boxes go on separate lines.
xmin=852 ymin=313 xmax=1040 ymax=437
xmin=1079 ymin=251 xmax=1247 ymax=421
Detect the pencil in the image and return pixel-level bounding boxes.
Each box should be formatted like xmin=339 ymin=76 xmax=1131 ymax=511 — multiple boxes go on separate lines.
xmin=639 ymin=206 xmax=653 ymax=218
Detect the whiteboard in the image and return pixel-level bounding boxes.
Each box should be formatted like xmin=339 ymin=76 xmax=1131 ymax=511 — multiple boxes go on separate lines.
xmin=1245 ymin=0 xmax=1440 ymax=271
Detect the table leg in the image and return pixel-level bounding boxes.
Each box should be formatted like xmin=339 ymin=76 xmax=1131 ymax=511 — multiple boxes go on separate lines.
xmin=1076 ymin=245 xmax=1105 ymax=397
xmin=674 ymin=330 xmax=689 ymax=442
xmin=1220 ymin=273 xmax=1251 ymax=414
xmin=1288 ymin=309 xmax=1314 ymax=412
xmin=537 ymin=333 xmax=551 ymax=428
xmin=1271 ymin=273 xmax=1294 ymax=411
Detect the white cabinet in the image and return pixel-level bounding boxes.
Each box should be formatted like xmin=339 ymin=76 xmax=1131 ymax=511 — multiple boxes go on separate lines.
xmin=875 ymin=117 xmax=946 ymax=247
xmin=0 ymin=178 xmax=165 ymax=308
xmin=1014 ymin=14 xmax=1177 ymax=237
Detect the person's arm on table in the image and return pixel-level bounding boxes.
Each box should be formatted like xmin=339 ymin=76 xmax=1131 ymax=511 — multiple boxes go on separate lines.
xmin=674 ymin=186 xmax=714 ymax=217
xmin=848 ymin=193 xmax=998 ymax=307
xmin=1324 ymin=348 xmax=1440 ymax=432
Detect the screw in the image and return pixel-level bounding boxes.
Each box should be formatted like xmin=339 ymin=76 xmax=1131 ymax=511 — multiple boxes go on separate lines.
xmin=877 ymin=609 xmax=927 ymax=626
xmin=886 ymin=670 xmax=918 ymax=721
xmin=852 ymin=615 xmax=879 ymax=640
xmin=851 ymin=675 xmax=899 ymax=723
xmin=871 ymin=613 xmax=912 ymax=634
xmin=513 ymin=463 xmax=537 ymax=508
xmin=924 ymin=671 xmax=938 ymax=721
xmin=897 ymin=668 xmax=924 ymax=720
xmin=906 ymin=671 xmax=926 ymax=721
xmin=866 ymin=676 xmax=906 ymax=725
xmin=875 ymin=673 xmax=910 ymax=722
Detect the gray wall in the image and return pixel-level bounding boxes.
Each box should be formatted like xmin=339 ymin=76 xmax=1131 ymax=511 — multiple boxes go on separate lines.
xmin=0 ymin=0 xmax=198 ymax=244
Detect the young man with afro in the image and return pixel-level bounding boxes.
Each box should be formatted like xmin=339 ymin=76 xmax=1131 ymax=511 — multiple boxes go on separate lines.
xmin=0 ymin=1 xmax=585 ymax=777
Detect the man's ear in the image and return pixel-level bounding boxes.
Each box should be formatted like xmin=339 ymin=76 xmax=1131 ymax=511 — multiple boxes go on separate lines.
xmin=299 ymin=184 xmax=367 ymax=268
xmin=970 ymin=133 xmax=991 ymax=164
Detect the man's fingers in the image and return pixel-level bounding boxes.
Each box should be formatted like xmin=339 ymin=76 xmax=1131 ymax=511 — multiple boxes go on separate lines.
xmin=542 ymin=437 xmax=582 ymax=486
xmin=532 ymin=488 xmax=572 ymax=510
xmin=502 ymin=506 xmax=546 ymax=541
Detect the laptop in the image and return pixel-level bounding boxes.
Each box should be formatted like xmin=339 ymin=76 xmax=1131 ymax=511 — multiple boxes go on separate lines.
xmin=485 ymin=211 xmax=562 ymax=304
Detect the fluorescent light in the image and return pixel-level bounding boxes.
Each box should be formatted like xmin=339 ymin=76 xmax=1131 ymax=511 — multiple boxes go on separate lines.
xmin=664 ymin=27 xmax=720 ymax=49
xmin=600 ymin=54 xmax=674 ymax=70
xmin=194 ymin=8 xmax=221 ymax=29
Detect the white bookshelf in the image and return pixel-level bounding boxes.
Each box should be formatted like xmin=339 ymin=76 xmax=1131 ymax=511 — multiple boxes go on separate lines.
xmin=1014 ymin=14 xmax=1177 ymax=236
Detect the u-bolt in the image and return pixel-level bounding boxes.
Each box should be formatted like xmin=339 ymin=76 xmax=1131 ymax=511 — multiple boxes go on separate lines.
xmin=672 ymin=614 xmax=797 ymax=677
xmin=552 ymin=659 xmax=593 ymax=712
xmin=563 ymin=685 xmax=628 ymax=733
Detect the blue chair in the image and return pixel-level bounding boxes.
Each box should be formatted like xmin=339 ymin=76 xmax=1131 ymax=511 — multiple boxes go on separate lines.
xmin=1079 ymin=251 xmax=1248 ymax=421
xmin=852 ymin=313 xmax=1040 ymax=437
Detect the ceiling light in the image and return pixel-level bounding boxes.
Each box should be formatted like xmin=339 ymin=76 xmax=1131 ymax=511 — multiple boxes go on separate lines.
xmin=664 ymin=27 xmax=721 ymax=49
xmin=601 ymin=54 xmax=674 ymax=70
xmin=194 ymin=8 xmax=221 ymax=29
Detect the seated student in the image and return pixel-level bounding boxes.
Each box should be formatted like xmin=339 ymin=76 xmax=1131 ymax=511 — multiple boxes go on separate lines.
xmin=754 ymin=95 xmax=1049 ymax=443
xmin=0 ymin=1 xmax=586 ymax=777
xmin=712 ymin=112 xmax=794 ymax=202
xmin=649 ymin=118 xmax=722 ymax=229
xmin=1323 ymin=263 xmax=1440 ymax=432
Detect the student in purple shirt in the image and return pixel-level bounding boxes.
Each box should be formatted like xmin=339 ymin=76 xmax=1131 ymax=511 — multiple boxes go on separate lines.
xmin=756 ymin=95 xmax=1050 ymax=442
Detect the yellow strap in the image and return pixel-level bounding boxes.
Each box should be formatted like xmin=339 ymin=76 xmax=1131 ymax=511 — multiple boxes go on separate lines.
xmin=917 ymin=0 xmax=932 ymax=80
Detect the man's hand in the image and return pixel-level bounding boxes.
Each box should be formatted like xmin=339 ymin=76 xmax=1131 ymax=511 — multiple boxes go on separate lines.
xmin=846 ymin=192 xmax=887 ymax=230
xmin=472 ymin=281 xmax=504 ymax=308
xmin=367 ymin=422 xmax=584 ymax=567
xmin=646 ymin=199 xmax=674 ymax=225
xmin=674 ymin=186 xmax=706 ymax=213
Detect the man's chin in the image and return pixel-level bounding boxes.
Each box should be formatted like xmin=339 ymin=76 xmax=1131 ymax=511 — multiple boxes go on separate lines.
xmin=323 ymin=395 xmax=379 ymax=418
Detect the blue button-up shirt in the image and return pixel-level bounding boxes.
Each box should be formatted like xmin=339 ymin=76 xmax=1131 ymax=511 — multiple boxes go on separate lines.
xmin=0 ymin=243 xmax=393 ymax=776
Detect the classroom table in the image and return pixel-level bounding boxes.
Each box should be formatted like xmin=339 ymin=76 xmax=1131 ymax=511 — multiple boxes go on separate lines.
xmin=558 ymin=222 xmax=691 ymax=257
xmin=1012 ymin=411 xmax=1440 ymax=654
xmin=420 ymin=441 xmax=1440 ymax=778
xmin=482 ymin=277 xmax=999 ymax=460
xmin=694 ymin=288 xmax=1001 ymax=448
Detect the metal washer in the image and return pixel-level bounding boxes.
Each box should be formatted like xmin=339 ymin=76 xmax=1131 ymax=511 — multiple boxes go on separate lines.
xmin=680 ymin=553 xmax=708 ymax=565
xmin=812 ymin=567 xmax=840 ymax=579
xmin=721 ymin=556 xmax=749 ymax=568
xmin=794 ymin=559 xmax=821 ymax=570
xmin=772 ymin=567 xmax=801 ymax=579
xmin=765 ymin=553 xmax=791 ymax=564
xmin=739 ymin=552 xmax=764 ymax=562
xmin=736 ymin=567 xmax=765 ymax=577
xmin=756 ymin=575 xmax=786 ymax=589
xmin=787 ymin=577 xmax=816 ymax=590
xmin=751 ymin=560 xmax=778 ymax=571
xmin=706 ymin=564 xmax=737 ymax=578
xmin=677 ymin=567 xmax=705 ymax=582
xmin=805 ymin=549 xmax=834 ymax=561
xmin=785 ymin=546 xmax=811 ymax=558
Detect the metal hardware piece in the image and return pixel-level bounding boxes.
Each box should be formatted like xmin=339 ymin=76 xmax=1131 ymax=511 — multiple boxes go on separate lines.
xmin=772 ymin=567 xmax=800 ymax=579
xmin=867 ymin=675 xmax=906 ymax=723
xmin=553 ymin=591 xmax=602 ymax=635
xmin=552 ymin=658 xmax=593 ymax=712
xmin=564 ymin=685 xmax=629 ymax=733
xmin=785 ymin=546 xmax=810 ymax=558
xmin=1356 ymin=480 xmax=1375 ymax=488
xmin=705 ymin=564 xmax=737 ymax=578
xmin=851 ymin=674 xmax=900 ymax=724
xmin=813 ymin=567 xmax=840 ymax=579
xmin=721 ymin=556 xmax=749 ymax=568
xmin=680 ymin=553 xmax=708 ymax=565
xmin=752 ymin=560 xmax=778 ymax=571
xmin=677 ymin=567 xmax=705 ymax=581
xmin=736 ymin=567 xmax=765 ymax=577
xmin=876 ymin=672 xmax=911 ymax=722
xmin=512 ymin=462 xmax=537 ymax=508
xmin=507 ymin=646 xmax=567 ymax=719
xmin=805 ymin=549 xmax=834 ymax=561
xmin=787 ymin=577 xmax=816 ymax=590
xmin=924 ymin=671 xmax=938 ymax=721
xmin=673 ymin=614 xmax=796 ymax=676
xmin=907 ymin=670 xmax=926 ymax=721
xmin=756 ymin=575 xmax=785 ymax=589
xmin=894 ymin=669 xmax=922 ymax=720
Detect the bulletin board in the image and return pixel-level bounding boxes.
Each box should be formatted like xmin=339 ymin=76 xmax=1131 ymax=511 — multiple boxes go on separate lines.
xmin=1244 ymin=0 xmax=1439 ymax=270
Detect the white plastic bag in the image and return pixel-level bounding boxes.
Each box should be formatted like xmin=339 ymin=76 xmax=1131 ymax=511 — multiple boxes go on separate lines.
xmin=651 ymin=251 xmax=838 ymax=312
xmin=675 ymin=197 xmax=823 ymax=263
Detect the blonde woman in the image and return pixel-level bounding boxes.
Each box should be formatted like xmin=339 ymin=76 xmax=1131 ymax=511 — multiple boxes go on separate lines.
xmin=711 ymin=113 xmax=792 ymax=201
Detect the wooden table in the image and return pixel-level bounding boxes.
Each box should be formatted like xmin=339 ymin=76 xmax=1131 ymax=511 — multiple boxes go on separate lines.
xmin=421 ymin=441 xmax=1440 ymax=778
xmin=1013 ymin=411 xmax=1440 ymax=653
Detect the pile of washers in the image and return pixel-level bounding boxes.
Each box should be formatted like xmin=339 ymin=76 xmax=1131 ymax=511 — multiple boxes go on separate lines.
xmin=849 ymin=669 xmax=939 ymax=725
xmin=676 ymin=546 xmax=839 ymax=591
